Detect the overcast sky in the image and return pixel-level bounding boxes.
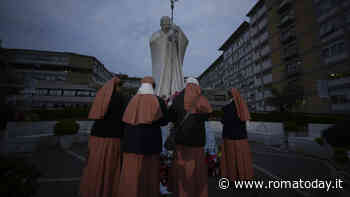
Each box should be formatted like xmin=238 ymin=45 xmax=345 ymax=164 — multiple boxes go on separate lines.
xmin=1 ymin=0 xmax=257 ymax=78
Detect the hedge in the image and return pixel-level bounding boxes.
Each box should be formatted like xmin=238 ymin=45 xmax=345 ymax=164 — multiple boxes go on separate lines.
xmin=25 ymin=108 xmax=90 ymax=121
xmin=54 ymin=119 xmax=80 ymax=136
xmin=17 ymin=108 xmax=350 ymax=124
xmin=211 ymin=110 xmax=349 ymax=125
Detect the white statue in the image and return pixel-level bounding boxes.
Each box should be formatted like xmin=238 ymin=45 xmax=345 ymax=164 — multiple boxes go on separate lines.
xmin=150 ymin=16 xmax=189 ymax=98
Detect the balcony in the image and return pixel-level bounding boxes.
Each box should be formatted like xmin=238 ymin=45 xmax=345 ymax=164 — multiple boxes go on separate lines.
xmin=331 ymin=103 xmax=350 ymax=111
xmin=278 ymin=12 xmax=295 ymax=28
xmin=264 ymin=90 xmax=273 ymax=98
xmin=256 ymin=92 xmax=263 ymax=100
xmin=252 ymin=39 xmax=260 ymax=49
xmin=317 ymin=7 xmax=338 ymax=24
xmin=281 ymin=29 xmax=296 ymax=44
xmin=251 ymin=6 xmax=268 ymax=25
xmin=253 ymin=52 xmax=260 ymax=62
xmin=261 ymin=60 xmax=272 ymax=71
xmin=260 ymin=31 xmax=269 ymax=43
xmin=258 ymin=18 xmax=268 ymax=30
xmin=278 ymin=0 xmax=292 ymax=14
xmin=263 ymin=74 xmax=273 ymax=84
xmin=283 ymin=45 xmax=298 ymax=60
xmin=250 ymin=27 xmax=259 ymax=37
xmin=328 ymin=77 xmax=350 ymax=88
xmin=324 ymin=52 xmax=349 ymax=65
xmin=321 ymin=29 xmax=344 ymax=43
xmin=285 ymin=64 xmax=301 ymax=78
xmin=261 ymin=46 xmax=271 ymax=57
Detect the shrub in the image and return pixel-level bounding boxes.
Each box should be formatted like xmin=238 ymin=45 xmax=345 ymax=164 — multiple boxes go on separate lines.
xmin=29 ymin=107 xmax=90 ymax=121
xmin=209 ymin=110 xmax=349 ymax=125
xmin=284 ymin=121 xmax=299 ymax=131
xmin=0 ymin=156 xmax=41 ymax=197
xmin=333 ymin=147 xmax=349 ymax=164
xmin=54 ymin=119 xmax=80 ymax=136
xmin=314 ymin=137 xmax=324 ymax=146
xmin=322 ymin=120 xmax=349 ymax=148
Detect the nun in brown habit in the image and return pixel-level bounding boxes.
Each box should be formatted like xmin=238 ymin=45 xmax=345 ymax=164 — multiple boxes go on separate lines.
xmin=220 ymin=88 xmax=254 ymax=181
xmin=168 ymin=77 xmax=213 ymax=197
xmin=117 ymin=76 xmax=168 ymax=197
xmin=79 ymin=77 xmax=128 ymax=197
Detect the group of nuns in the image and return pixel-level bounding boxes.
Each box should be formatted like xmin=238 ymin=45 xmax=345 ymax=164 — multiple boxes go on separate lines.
xmin=79 ymin=76 xmax=253 ymax=197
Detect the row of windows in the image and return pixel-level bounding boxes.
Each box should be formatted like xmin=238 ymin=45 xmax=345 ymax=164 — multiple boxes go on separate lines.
xmin=16 ymin=71 xmax=68 ymax=82
xmin=32 ymin=102 xmax=90 ymax=109
xmin=24 ymin=89 xmax=97 ymax=97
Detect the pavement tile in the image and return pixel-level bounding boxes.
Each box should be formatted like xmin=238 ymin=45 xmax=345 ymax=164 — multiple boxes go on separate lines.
xmin=29 ymin=148 xmax=84 ymax=179
xmin=36 ymin=181 xmax=80 ymax=197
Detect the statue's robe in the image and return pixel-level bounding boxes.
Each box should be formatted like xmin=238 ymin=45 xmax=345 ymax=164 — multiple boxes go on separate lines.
xmin=150 ymin=25 xmax=188 ymax=98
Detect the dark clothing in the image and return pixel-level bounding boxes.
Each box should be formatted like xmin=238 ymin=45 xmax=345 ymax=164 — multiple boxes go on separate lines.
xmin=90 ymin=91 xmax=128 ymax=138
xmin=168 ymin=91 xmax=209 ymax=147
xmin=221 ymin=102 xmax=247 ymax=140
xmin=123 ymin=97 xmax=168 ymax=155
xmin=0 ymin=103 xmax=12 ymax=131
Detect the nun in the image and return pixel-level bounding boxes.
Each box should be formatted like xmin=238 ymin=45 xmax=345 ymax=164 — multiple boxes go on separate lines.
xmin=220 ymin=88 xmax=254 ymax=181
xmin=168 ymin=77 xmax=213 ymax=197
xmin=80 ymin=77 xmax=128 ymax=197
xmin=117 ymin=76 xmax=168 ymax=197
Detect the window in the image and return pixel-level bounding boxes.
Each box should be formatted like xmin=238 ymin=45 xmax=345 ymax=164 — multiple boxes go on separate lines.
xmin=63 ymin=90 xmax=76 ymax=96
xmin=337 ymin=42 xmax=344 ymax=54
xmin=49 ymin=89 xmax=62 ymax=96
xmin=322 ymin=48 xmax=330 ymax=58
xmin=320 ymin=18 xmax=342 ymax=37
xmin=77 ymin=90 xmax=90 ymax=97
xmin=331 ymin=95 xmax=348 ymax=104
xmin=346 ymin=13 xmax=350 ymax=24
xmin=322 ymin=40 xmax=346 ymax=58
xmin=37 ymin=89 xmax=48 ymax=96
xmin=317 ymin=0 xmax=332 ymax=16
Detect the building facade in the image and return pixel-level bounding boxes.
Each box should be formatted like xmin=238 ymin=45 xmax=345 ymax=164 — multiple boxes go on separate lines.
xmin=114 ymin=73 xmax=141 ymax=99
xmin=2 ymin=48 xmax=114 ymax=109
xmin=312 ymin=0 xmax=350 ymax=113
xmin=199 ymin=0 xmax=350 ymax=114
xmin=200 ymin=20 xmax=274 ymax=112
xmin=247 ymin=1 xmax=274 ymax=112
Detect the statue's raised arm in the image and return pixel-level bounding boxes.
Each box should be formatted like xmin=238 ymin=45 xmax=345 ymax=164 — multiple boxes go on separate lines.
xmin=150 ymin=16 xmax=189 ymax=98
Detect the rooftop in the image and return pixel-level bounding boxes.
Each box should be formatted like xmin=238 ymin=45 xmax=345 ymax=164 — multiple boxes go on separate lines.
xmin=218 ymin=21 xmax=250 ymax=51
xmin=247 ymin=0 xmax=265 ymax=17
xmin=198 ymin=55 xmax=223 ymax=80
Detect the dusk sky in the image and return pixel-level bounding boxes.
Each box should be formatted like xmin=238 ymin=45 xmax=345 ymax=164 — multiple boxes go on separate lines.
xmin=1 ymin=0 xmax=257 ymax=78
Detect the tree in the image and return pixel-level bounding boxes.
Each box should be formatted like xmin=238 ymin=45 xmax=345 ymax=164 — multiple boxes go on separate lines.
xmin=265 ymin=83 xmax=304 ymax=113
xmin=0 ymin=48 xmax=19 ymax=155
xmin=265 ymin=83 xmax=304 ymax=150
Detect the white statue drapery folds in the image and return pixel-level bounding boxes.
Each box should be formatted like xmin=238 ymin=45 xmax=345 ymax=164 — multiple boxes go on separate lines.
xmin=150 ymin=16 xmax=189 ymax=98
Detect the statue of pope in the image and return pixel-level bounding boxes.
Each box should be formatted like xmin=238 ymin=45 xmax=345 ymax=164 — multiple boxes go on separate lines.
xmin=150 ymin=16 xmax=189 ymax=98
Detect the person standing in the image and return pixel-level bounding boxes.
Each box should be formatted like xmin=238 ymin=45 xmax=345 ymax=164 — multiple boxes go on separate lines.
xmin=168 ymin=77 xmax=212 ymax=197
xmin=117 ymin=76 xmax=168 ymax=197
xmin=79 ymin=77 xmax=127 ymax=197
xmin=220 ymin=88 xmax=253 ymax=181
xmin=0 ymin=94 xmax=12 ymax=156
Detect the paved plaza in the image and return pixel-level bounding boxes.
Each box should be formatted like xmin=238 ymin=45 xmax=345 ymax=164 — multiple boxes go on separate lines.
xmin=16 ymin=141 xmax=347 ymax=197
